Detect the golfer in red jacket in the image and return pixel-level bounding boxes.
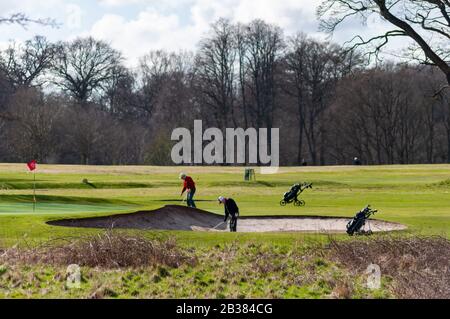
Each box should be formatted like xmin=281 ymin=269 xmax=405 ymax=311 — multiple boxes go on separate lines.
xmin=180 ymin=173 xmax=196 ymax=208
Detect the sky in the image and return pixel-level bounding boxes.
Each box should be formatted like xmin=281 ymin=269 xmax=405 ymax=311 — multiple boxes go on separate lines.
xmin=0 ymin=0 xmax=409 ymax=67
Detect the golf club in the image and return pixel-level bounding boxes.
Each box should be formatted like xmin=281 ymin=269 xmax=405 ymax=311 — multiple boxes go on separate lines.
xmin=213 ymin=221 xmax=226 ymax=230
xmin=181 ymin=193 xmax=187 ymax=204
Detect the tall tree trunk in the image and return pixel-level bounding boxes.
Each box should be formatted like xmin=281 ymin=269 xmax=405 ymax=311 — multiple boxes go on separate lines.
xmin=296 ymin=90 xmax=305 ymax=164
xmin=319 ymin=124 xmax=326 ymax=166
xmin=297 ymin=121 xmax=304 ymax=165
xmin=447 ymin=128 xmax=450 ymax=164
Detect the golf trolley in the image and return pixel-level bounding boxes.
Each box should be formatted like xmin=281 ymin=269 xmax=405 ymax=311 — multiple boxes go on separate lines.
xmin=280 ymin=183 xmax=312 ymax=207
xmin=346 ymin=205 xmax=378 ymax=236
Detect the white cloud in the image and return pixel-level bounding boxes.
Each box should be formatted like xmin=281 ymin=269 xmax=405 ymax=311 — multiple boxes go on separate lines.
xmin=88 ymin=0 xmax=324 ymax=66
xmin=89 ymin=10 xmax=193 ymax=66
xmin=97 ymin=0 xmax=143 ymax=7
xmin=0 ymin=0 xmax=69 ymax=17
xmin=233 ymin=0 xmax=317 ymax=30
xmin=65 ymin=4 xmax=83 ymax=30
xmin=0 ymin=0 xmax=410 ymax=67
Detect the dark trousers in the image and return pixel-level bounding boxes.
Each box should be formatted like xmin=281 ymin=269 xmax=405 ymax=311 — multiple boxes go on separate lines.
xmin=187 ymin=188 xmax=196 ymax=208
xmin=229 ymin=216 xmax=238 ymax=232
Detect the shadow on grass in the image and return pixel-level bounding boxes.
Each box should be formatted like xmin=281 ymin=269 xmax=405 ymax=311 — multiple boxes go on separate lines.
xmin=152 ymin=199 xmax=217 ymax=203
xmin=0 ymin=182 xmax=156 ymax=190
xmin=0 ymin=194 xmax=135 ymax=206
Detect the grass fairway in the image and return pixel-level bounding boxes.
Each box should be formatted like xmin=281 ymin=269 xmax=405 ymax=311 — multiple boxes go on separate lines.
xmin=0 ymin=163 xmax=449 ymax=241
xmin=0 ymin=163 xmax=449 ymax=298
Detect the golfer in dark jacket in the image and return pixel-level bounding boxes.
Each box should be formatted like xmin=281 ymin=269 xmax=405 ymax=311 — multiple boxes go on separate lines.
xmin=218 ymin=196 xmax=239 ymax=232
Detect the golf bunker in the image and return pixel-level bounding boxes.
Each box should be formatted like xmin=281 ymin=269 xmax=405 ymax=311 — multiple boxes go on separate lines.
xmin=47 ymin=205 xmax=407 ymax=233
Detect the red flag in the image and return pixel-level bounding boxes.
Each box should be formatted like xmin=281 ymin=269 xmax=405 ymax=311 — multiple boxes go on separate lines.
xmin=27 ymin=160 xmax=37 ymax=171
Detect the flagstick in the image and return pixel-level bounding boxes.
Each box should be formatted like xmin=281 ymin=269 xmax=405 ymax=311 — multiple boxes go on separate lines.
xmin=33 ymin=171 xmax=36 ymax=213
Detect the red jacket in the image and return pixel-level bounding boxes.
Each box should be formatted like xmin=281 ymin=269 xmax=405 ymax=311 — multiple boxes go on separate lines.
xmin=182 ymin=176 xmax=196 ymax=193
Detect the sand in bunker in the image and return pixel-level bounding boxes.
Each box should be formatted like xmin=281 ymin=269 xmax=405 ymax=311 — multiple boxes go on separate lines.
xmin=47 ymin=205 xmax=407 ymax=233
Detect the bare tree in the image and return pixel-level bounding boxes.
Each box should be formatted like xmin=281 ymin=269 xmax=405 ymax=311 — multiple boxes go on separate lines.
xmin=3 ymin=88 xmax=61 ymax=162
xmin=330 ymin=65 xmax=433 ymax=164
xmin=52 ymin=37 xmax=123 ymax=104
xmin=101 ymin=65 xmax=137 ymax=116
xmin=0 ymin=70 xmax=14 ymax=110
xmin=1 ymin=18 xmax=449 ymax=166
xmin=137 ymin=51 xmax=173 ymax=122
xmin=153 ymin=52 xmax=196 ymax=127
xmin=285 ymin=35 xmax=351 ymax=165
xmin=245 ymin=21 xmax=284 ymax=128
xmin=440 ymin=91 xmax=450 ymax=161
xmin=195 ymin=19 xmax=237 ymax=128
xmin=62 ymin=105 xmax=103 ymax=164
xmin=284 ymin=34 xmax=309 ymax=164
xmin=138 ymin=50 xmax=195 ymax=126
xmin=427 ymin=68 xmax=450 ymax=162
xmin=318 ymin=0 xmax=450 ymax=86
xmin=235 ymin=23 xmax=249 ymax=128
xmin=0 ymin=36 xmax=56 ymax=88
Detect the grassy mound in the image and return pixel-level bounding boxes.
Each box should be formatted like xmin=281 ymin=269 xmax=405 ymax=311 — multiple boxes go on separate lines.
xmin=327 ymin=236 xmax=450 ymax=299
xmin=0 ymin=232 xmax=195 ymax=269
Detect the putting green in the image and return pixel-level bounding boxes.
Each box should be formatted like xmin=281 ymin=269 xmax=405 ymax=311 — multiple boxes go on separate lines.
xmin=0 ymin=202 xmax=134 ymax=216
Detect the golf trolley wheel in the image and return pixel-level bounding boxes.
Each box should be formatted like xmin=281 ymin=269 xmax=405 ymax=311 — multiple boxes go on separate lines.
xmin=280 ymin=200 xmax=287 ymax=206
xmin=294 ymin=200 xmax=305 ymax=207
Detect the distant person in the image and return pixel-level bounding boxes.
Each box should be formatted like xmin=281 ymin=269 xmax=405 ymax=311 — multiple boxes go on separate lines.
xmin=218 ymin=196 xmax=239 ymax=232
xmin=353 ymin=157 xmax=362 ymax=166
xmin=180 ymin=173 xmax=196 ymax=208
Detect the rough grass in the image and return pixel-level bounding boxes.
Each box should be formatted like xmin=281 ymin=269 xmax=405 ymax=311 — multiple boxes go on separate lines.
xmin=0 ymin=164 xmax=450 ymax=298
xmin=0 ymin=232 xmax=196 ymax=269
xmin=1 ymin=235 xmax=447 ymax=299
xmin=326 ymin=236 xmax=450 ymax=299
xmin=0 ymin=236 xmax=382 ymax=299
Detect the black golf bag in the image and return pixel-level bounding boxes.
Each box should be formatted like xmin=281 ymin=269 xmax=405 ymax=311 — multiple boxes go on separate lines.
xmin=280 ymin=183 xmax=312 ymax=207
xmin=346 ymin=205 xmax=377 ymax=236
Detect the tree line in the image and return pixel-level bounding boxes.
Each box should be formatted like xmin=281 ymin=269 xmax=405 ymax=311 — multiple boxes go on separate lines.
xmin=0 ymin=19 xmax=449 ymax=166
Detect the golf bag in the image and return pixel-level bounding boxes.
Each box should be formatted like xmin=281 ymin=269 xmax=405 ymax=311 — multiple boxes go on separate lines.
xmin=346 ymin=205 xmax=377 ymax=236
xmin=280 ymin=183 xmax=313 ymax=207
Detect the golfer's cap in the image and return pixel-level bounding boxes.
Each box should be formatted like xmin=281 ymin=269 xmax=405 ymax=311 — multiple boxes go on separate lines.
xmin=218 ymin=196 xmax=225 ymax=203
xmin=179 ymin=173 xmax=186 ymax=179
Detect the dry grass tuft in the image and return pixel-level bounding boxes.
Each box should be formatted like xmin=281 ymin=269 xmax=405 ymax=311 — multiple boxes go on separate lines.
xmin=326 ymin=236 xmax=450 ymax=299
xmin=0 ymin=231 xmax=196 ymax=269
xmin=331 ymin=281 xmax=353 ymax=299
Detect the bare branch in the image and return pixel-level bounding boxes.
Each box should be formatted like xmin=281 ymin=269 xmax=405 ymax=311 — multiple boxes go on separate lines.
xmin=318 ymin=0 xmax=450 ymax=85
xmin=0 ymin=13 xmax=59 ymax=29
